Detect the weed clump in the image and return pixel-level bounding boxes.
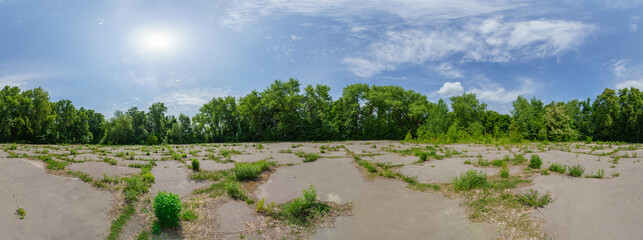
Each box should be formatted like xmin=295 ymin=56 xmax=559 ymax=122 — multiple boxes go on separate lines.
xmin=516 ymin=189 xmax=553 ymax=208
xmin=500 ymin=167 xmax=510 ymax=178
xmin=279 ymin=186 xmax=330 ymax=225
xmin=191 ymin=158 xmax=200 ymax=172
xmin=586 ymin=169 xmax=604 ymax=179
xmin=453 ymin=170 xmax=488 ymax=191
xmin=511 ymin=154 xmax=527 ymax=165
xmin=569 ymin=164 xmax=585 ymax=177
xmin=528 ymin=155 xmax=542 ymax=169
xmin=548 ymin=163 xmax=566 ymax=174
xmin=233 ymin=160 xmax=275 ymax=181
xmin=153 ymin=191 xmax=182 ymax=229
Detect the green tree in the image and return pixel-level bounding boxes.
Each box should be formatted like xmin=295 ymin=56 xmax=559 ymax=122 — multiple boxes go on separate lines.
xmin=543 ymin=103 xmax=576 ymax=141
xmin=147 ymin=102 xmax=167 ymax=144
xmin=592 ymin=88 xmax=619 ymax=140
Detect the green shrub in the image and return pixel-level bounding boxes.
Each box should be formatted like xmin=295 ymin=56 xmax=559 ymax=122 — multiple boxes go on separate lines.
xmin=153 ymin=191 xmax=182 ymax=228
xmin=476 ymin=158 xmax=490 ymax=167
xmin=500 ymin=167 xmax=510 ymax=178
xmin=516 ymin=189 xmax=553 ymax=208
xmin=453 ymin=170 xmax=487 ymax=191
xmin=70 ymin=149 xmax=78 ymax=155
xmin=191 ymin=159 xmax=200 ymax=172
xmin=419 ymin=152 xmax=428 ymax=162
xmin=7 ymin=144 xmax=18 ymax=150
xmin=548 ymin=163 xmax=567 ymax=174
xmin=256 ymin=198 xmax=276 ymax=214
xmin=279 ymin=186 xmax=329 ymax=225
xmin=529 ymin=155 xmax=542 ymax=169
xmin=569 ymin=164 xmax=585 ymax=177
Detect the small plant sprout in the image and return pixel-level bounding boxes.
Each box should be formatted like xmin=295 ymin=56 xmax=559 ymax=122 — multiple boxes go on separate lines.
xmin=16 ymin=208 xmax=26 ymax=219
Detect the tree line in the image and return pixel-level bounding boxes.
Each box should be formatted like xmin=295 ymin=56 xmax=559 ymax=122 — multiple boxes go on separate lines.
xmin=0 ymin=79 xmax=641 ymax=144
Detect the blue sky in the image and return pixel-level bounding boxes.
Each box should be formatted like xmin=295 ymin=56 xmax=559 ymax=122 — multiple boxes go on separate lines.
xmin=1 ymin=0 xmax=642 ymax=117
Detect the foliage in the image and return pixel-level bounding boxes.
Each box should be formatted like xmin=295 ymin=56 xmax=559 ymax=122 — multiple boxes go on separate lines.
xmin=191 ymin=158 xmax=200 ymax=172
xmin=516 ymin=189 xmax=554 ymax=208
xmin=233 ymin=160 xmax=276 ymax=181
xmin=569 ymin=164 xmax=585 ymax=177
xmin=16 ymin=208 xmax=26 ymax=219
xmin=528 ymin=155 xmax=542 ymax=169
xmin=453 ymin=170 xmax=488 ymax=191
xmin=500 ymin=167 xmax=510 ymax=178
xmin=153 ymin=191 xmax=182 ymax=228
xmin=0 ymin=84 xmax=641 ymax=144
xmin=279 ymin=186 xmax=330 ymax=225
xmin=548 ymin=163 xmax=567 ymax=174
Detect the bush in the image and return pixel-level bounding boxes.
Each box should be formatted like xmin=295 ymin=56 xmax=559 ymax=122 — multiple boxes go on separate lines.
xmin=516 ymin=189 xmax=554 ymax=208
xmin=419 ymin=152 xmax=428 ymax=162
xmin=191 ymin=159 xmax=200 ymax=172
xmin=279 ymin=186 xmax=329 ymax=225
xmin=153 ymin=191 xmax=182 ymax=229
xmin=548 ymin=163 xmax=566 ymax=174
xmin=500 ymin=167 xmax=510 ymax=178
xmin=529 ymin=155 xmax=542 ymax=169
xmin=453 ymin=170 xmax=487 ymax=191
xmin=569 ymin=164 xmax=585 ymax=177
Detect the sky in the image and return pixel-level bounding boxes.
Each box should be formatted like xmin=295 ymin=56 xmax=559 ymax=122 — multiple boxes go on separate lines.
xmin=1 ymin=0 xmax=642 ymax=118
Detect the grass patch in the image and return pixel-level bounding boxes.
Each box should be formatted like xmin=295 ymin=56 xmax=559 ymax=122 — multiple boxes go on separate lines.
xmin=516 ymin=189 xmax=554 ymax=208
xmin=586 ymin=169 xmax=604 ymax=179
xmin=453 ymin=170 xmax=488 ymax=191
xmin=278 ymin=186 xmax=330 ymax=226
xmin=103 ymin=157 xmax=118 ymax=165
xmin=548 ymin=163 xmax=566 ymax=174
xmin=38 ymin=155 xmax=68 ymax=170
xmin=233 ymin=160 xmax=276 ymax=181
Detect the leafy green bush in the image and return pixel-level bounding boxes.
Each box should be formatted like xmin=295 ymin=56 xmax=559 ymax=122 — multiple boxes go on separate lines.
xmin=529 ymin=155 xmax=542 ymax=169
xmin=516 ymin=189 xmax=553 ymax=208
xmin=191 ymin=159 xmax=200 ymax=172
xmin=548 ymin=163 xmax=566 ymax=174
xmin=453 ymin=170 xmax=488 ymax=191
xmin=153 ymin=191 xmax=182 ymax=228
xmin=279 ymin=186 xmax=329 ymax=225
xmin=7 ymin=144 xmax=18 ymax=150
xmin=569 ymin=164 xmax=585 ymax=177
xmin=419 ymin=152 xmax=428 ymax=162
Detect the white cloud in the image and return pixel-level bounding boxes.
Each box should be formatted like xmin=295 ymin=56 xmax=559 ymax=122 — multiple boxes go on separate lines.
xmin=343 ymin=57 xmax=393 ymax=78
xmin=290 ymin=34 xmax=300 ymax=40
xmin=612 ymin=59 xmax=643 ymax=89
xmin=434 ymin=63 xmax=464 ymax=79
xmin=437 ymin=82 xmax=464 ymax=97
xmin=221 ymin=0 xmax=525 ymax=30
xmin=0 ymin=73 xmax=52 ymax=87
xmin=468 ymin=77 xmax=536 ymax=104
xmin=344 ymin=18 xmax=595 ymax=77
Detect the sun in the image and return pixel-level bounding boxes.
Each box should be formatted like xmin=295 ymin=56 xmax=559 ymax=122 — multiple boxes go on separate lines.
xmin=137 ymin=31 xmax=175 ymax=52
